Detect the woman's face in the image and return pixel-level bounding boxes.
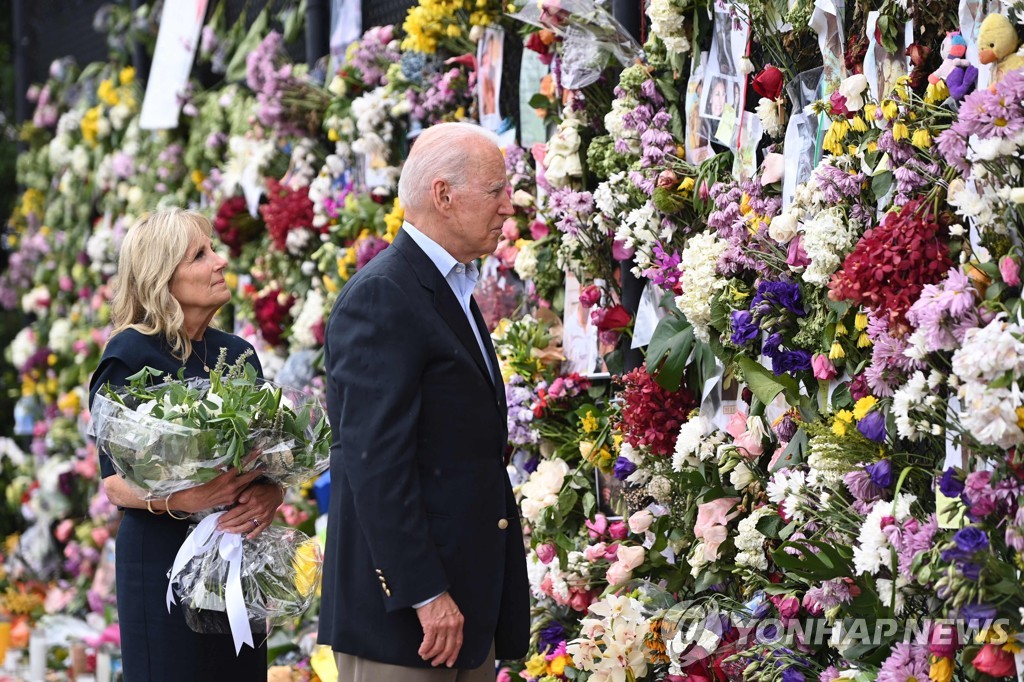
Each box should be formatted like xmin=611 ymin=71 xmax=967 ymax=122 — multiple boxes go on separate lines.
xmin=169 ymin=234 xmax=230 ymax=319
xmin=711 ymin=82 xmax=727 ymax=117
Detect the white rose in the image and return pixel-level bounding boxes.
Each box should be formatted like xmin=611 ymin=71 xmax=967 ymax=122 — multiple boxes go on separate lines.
xmin=768 ymin=212 xmax=799 ymax=243
xmin=838 ymin=74 xmax=869 ymax=111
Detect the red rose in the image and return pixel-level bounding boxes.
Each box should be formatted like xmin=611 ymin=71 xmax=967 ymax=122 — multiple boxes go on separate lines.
xmin=752 ymin=65 xmax=784 ymax=101
xmin=591 ymin=304 xmax=631 ymax=331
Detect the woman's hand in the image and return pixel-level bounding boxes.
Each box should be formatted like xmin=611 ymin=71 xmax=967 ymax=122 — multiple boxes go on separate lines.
xmin=216 ymin=482 xmax=285 ymax=539
xmin=170 ymin=468 xmax=264 ymax=514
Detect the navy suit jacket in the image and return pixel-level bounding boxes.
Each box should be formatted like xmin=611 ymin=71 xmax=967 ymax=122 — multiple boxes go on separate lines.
xmin=316 ymin=228 xmax=530 ymax=667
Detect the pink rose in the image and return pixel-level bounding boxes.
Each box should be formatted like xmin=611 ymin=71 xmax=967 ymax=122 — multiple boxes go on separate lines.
xmin=569 ymin=588 xmax=593 ymax=612
xmin=90 ymin=527 xmax=110 ymax=547
xmin=1000 ymin=255 xmax=1021 ymax=287
xmin=929 ymin=622 xmax=959 ymax=658
xmin=55 ymin=519 xmax=74 ymax=543
xmin=530 ymin=220 xmax=550 ymax=240
xmin=496 ymin=667 xmax=511 ymax=682
xmin=583 ymin=542 xmax=607 ymax=562
xmin=628 ymin=509 xmax=654 ymax=534
xmin=579 ymin=284 xmax=602 ymax=309
xmin=603 ymin=543 xmax=620 ymax=561
xmin=733 ymin=431 xmax=764 ymax=458
xmin=501 ymin=219 xmax=520 ymax=241
xmin=811 ymin=353 xmax=838 ymax=380
xmin=608 ymin=521 xmax=628 ymax=540
xmin=606 ymin=561 xmax=633 ymax=586
xmin=972 ymin=643 xmax=1016 ymax=677
xmin=586 ymin=513 xmax=609 ymax=538
xmin=787 ymin=236 xmax=811 ymax=268
xmin=771 ymin=594 xmax=801 ymax=620
xmin=616 ymin=545 xmax=645 ymax=570
xmin=726 ymin=411 xmax=749 ymax=439
xmin=536 ymin=543 xmax=557 ymax=564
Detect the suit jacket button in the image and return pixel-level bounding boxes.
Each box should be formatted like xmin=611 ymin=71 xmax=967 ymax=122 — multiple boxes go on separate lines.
xmin=497 ymin=518 xmax=509 ymax=530
xmin=385 ymin=588 xmax=392 ymax=597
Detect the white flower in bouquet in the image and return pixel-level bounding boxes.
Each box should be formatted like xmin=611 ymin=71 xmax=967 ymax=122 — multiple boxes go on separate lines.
xmin=952 ymin=316 xmax=1024 ymax=382
xmin=219 ymin=135 xmax=276 ymax=203
xmin=957 ymin=383 xmax=1022 ymax=448
xmin=21 ymin=285 xmax=51 ymax=316
xmin=8 ymin=328 xmax=37 ymax=372
xmin=520 ymin=458 xmax=570 ymax=522
xmin=47 ymin=318 xmax=73 ymax=355
xmin=730 ymin=461 xmax=756 ymax=491
xmin=285 ymin=227 xmax=316 ymax=256
xmin=735 ymin=506 xmax=774 ymax=570
xmin=110 ymin=102 xmax=133 ymax=129
xmin=290 ymin=289 xmax=325 ymax=352
xmin=838 ymin=74 xmax=869 ymax=111
xmin=513 ymin=240 xmax=539 ymax=281
xmin=675 ymin=233 xmax=728 ymax=343
xmin=852 ymin=494 xmax=916 ymax=576
xmin=766 ymin=468 xmax=806 ymax=521
xmin=875 ymin=576 xmax=909 ymax=615
xmin=647 ymin=0 xmax=690 ymax=55
xmin=568 ymin=594 xmax=649 ymax=678
xmin=604 ymin=100 xmax=639 ymax=154
xmin=757 ymin=97 xmax=786 ymax=138
xmin=544 ymin=117 xmax=584 ymax=188
xmin=70 ymin=146 xmax=91 ymax=176
xmin=801 ymin=207 xmax=857 ymax=285
xmin=672 ymin=414 xmax=717 ymax=471
xmin=48 ymin=134 xmax=72 ymax=168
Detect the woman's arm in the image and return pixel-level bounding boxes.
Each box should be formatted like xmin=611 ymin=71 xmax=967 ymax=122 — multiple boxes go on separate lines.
xmin=102 ymin=467 xmax=264 ymax=515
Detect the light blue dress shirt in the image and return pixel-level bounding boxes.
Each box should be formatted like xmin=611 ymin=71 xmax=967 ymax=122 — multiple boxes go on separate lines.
xmin=401 ymin=221 xmax=496 ymax=383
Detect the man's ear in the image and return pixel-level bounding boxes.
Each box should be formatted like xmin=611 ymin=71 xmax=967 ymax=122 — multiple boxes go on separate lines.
xmin=430 ymin=178 xmax=452 ymax=212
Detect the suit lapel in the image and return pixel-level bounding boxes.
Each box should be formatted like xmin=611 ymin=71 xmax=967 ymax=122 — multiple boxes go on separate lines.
xmin=392 ymin=231 xmax=494 ymax=388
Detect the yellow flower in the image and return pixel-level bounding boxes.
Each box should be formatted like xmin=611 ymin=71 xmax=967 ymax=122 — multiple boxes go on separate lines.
xmin=224 ymin=272 xmax=238 ymax=290
xmin=835 ymin=321 xmax=848 ymax=337
xmin=892 ymin=121 xmax=910 ymax=141
xmin=739 ymin=193 xmax=752 ymax=215
xmin=446 ymin=24 xmax=462 ymax=38
xmin=549 ymin=654 xmax=572 ymax=675
xmin=855 ymin=313 xmax=868 ymax=330
xmin=1016 ymin=406 xmax=1024 ymax=430
xmin=47 ymin=353 xmax=58 ymax=367
xmin=866 ymin=141 xmax=878 ymax=153
xmin=191 ymin=169 xmax=205 ymax=187
xmin=384 ymin=198 xmax=405 ymax=242
xmin=678 ymin=177 xmax=695 ymax=195
xmin=327 ymin=128 xmax=339 ymax=142
xmin=929 ymin=656 xmax=953 ymax=682
xmin=97 ymin=79 xmax=119 ymax=106
xmin=57 ymin=391 xmax=81 ymax=414
xmin=863 ymin=103 xmax=877 ymax=121
xmin=912 ymin=128 xmax=931 ymax=149
xmin=831 ymin=118 xmax=850 ymax=141
xmin=829 ymin=342 xmax=845 ymax=360
xmin=119 ymin=66 xmax=135 ymax=86
xmin=925 ymin=80 xmax=950 ymax=104
xmin=80 ymin=105 xmax=103 ymax=146
xmin=525 ymin=653 xmax=548 ymax=678
xmin=454 ymin=106 xmax=466 ymax=121
xmin=881 ymin=100 xmax=898 ymax=121
xmin=323 ymin=275 xmax=339 ymax=294
xmin=580 ymin=410 xmax=599 ymax=433
xmin=853 ymin=396 xmax=878 ymax=420
xmin=292 ymin=539 xmax=323 ymax=598
xmin=857 ymin=332 xmax=872 ymax=348
xmin=851 ymin=116 xmax=868 ymax=133
xmin=832 ymin=409 xmax=854 ymax=436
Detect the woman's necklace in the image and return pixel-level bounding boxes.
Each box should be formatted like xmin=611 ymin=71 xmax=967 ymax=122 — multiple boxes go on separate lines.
xmin=192 ymin=338 xmax=210 ymax=373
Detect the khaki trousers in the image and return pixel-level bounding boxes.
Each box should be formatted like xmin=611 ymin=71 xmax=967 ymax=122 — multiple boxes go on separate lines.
xmin=335 ymin=643 xmax=495 ymax=682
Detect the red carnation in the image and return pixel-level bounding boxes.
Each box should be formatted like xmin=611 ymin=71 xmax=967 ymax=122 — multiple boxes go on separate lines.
xmin=259 ymin=178 xmax=316 ymax=252
xmin=616 ymin=368 xmax=697 ymax=457
xmin=829 ymin=200 xmax=951 ymax=328
xmin=213 ymin=196 xmax=263 ymax=257
xmin=253 ymin=287 xmax=295 ymax=348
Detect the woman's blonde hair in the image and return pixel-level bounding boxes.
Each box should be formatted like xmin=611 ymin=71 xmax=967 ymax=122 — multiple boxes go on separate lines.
xmin=109 ymin=208 xmax=214 ymax=362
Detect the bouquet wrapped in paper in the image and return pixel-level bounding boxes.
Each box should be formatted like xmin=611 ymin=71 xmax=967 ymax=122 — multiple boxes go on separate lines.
xmin=166 ymin=512 xmax=323 ymax=652
xmin=88 ymin=349 xmax=331 ymax=498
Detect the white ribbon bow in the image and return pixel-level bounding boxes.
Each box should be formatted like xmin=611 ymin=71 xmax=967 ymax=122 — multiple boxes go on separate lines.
xmin=166 ymin=511 xmax=254 ymax=653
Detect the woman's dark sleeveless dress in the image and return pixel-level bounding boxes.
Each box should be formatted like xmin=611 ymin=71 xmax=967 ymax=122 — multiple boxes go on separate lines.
xmin=88 ymin=328 xmax=267 ymax=681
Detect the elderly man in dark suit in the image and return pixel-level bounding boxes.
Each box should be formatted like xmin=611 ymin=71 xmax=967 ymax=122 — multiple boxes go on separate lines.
xmin=317 ymin=122 xmax=530 ymax=680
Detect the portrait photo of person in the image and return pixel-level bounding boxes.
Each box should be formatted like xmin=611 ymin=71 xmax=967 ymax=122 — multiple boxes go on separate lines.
xmin=705 ymin=77 xmax=728 ymax=118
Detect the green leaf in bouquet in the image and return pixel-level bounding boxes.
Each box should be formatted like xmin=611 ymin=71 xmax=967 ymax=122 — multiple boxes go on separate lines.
xmin=871 ymin=171 xmax=893 ymax=200
xmin=754 ymin=513 xmax=790 ymax=540
xmin=737 ymin=356 xmax=799 ymax=406
xmin=225 ymin=7 xmax=270 ymax=82
xmin=647 ymin=314 xmax=696 ymax=392
xmin=693 ymin=569 xmax=724 ymax=594
xmin=582 ymin=491 xmax=596 ymax=519
xmin=772 ymin=428 xmax=807 ymax=472
xmin=770 ymin=539 xmax=853 ymax=580
xmin=279 ymin=0 xmax=307 ymax=43
xmin=556 ymin=487 xmax=578 ymax=519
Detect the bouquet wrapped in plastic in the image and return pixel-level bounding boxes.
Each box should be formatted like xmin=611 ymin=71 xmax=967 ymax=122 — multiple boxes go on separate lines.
xmin=88 ymin=349 xmax=331 ymax=498
xmin=166 ymin=512 xmax=323 ymax=652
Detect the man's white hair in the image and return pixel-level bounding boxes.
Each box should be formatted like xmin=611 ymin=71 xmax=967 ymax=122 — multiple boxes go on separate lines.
xmin=397 ymin=122 xmax=501 ymax=211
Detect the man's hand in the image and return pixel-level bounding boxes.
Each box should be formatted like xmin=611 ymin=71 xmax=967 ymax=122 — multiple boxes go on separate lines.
xmin=416 ymin=592 xmax=464 ymax=667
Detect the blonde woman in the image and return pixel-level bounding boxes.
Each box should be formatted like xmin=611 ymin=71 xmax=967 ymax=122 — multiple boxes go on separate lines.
xmin=89 ymin=208 xmax=281 ymax=680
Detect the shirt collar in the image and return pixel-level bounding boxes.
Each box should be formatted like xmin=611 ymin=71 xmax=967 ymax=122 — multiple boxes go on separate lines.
xmin=402 ymin=221 xmax=461 ymax=279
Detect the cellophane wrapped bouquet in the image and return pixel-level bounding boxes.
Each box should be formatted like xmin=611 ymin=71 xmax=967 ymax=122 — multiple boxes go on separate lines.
xmin=88 ymin=347 xmax=331 ymax=498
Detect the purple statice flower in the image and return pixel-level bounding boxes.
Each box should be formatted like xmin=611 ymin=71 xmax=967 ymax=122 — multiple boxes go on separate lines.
xmin=613 ymin=456 xmax=637 ymax=480
xmin=349 ymin=25 xmax=399 ymax=87
xmin=506 ymin=376 xmax=539 ymax=447
xmin=858 ymin=412 xmax=887 ymax=443
xmin=877 ymin=642 xmax=930 ymax=682
xmin=843 ymin=469 xmax=884 ymax=503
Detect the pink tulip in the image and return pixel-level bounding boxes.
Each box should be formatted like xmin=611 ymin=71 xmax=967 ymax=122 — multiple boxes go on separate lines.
xmin=585 ymin=513 xmax=609 ymax=538
xmin=628 ymin=509 xmax=654 ymax=534
xmin=536 ymin=543 xmax=557 ymax=564
xmin=812 ymin=353 xmax=838 ymax=380
xmin=1000 ymin=255 xmax=1021 ymax=287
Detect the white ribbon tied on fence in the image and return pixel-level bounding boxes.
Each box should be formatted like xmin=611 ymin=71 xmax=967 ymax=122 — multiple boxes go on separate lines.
xmin=165 ymin=511 xmax=254 ymax=653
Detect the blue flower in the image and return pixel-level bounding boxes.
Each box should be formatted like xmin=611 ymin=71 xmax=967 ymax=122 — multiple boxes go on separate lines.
xmin=613 ymin=456 xmax=637 ymax=481
xmin=730 ymin=309 xmax=761 ymax=346
xmin=771 ymin=349 xmax=812 ymax=375
xmin=954 ymin=526 xmax=989 ymax=553
xmin=959 ymin=602 xmax=998 ymax=628
xmin=938 ymin=467 xmax=965 ymax=498
xmin=782 ymin=667 xmax=805 ymax=682
xmin=753 ymin=280 xmax=806 ymax=317
xmin=858 ymin=411 xmax=887 ymax=443
xmin=865 ymin=458 xmax=892 ymax=486
xmin=763 ymin=333 xmax=783 ymax=358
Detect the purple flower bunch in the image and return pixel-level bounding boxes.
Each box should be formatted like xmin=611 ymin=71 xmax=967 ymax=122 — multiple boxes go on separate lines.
xmin=877 ymin=641 xmax=930 ymax=682
xmin=506 ymin=375 xmax=539 ymax=447
xmin=504 ymin=143 xmax=535 ymax=192
xmin=349 ymin=25 xmax=400 ymax=88
xmin=614 ymin=77 xmax=673 ymax=195
xmin=730 ymin=279 xmax=811 ymax=375
xmin=409 ymin=66 xmax=476 ymax=125
xmin=937 ymin=69 xmax=1024 ymax=174
xmin=547 ymin=188 xmax=595 ymax=237
xmin=641 ymin=243 xmax=682 ymax=292
xmin=864 ymin=313 xmax=923 ymax=397
xmin=246 ymin=32 xmax=303 ymax=131
xmin=708 ymin=179 xmax=780 ymax=276
xmin=940 ymin=526 xmax=989 ymax=580
xmin=906 ymin=268 xmax=984 ymax=352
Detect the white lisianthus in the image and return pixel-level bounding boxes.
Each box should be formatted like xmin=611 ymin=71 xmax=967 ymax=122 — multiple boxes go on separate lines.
xmin=838 ymin=74 xmax=869 ymax=111
xmin=768 ymin=211 xmax=799 ymax=243
xmin=544 ymin=117 xmax=584 ymax=188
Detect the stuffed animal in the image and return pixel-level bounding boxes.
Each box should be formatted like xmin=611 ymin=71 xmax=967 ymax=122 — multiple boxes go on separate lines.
xmin=978 ymin=13 xmax=1024 ymax=83
xmin=929 ymin=31 xmax=978 ymax=100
